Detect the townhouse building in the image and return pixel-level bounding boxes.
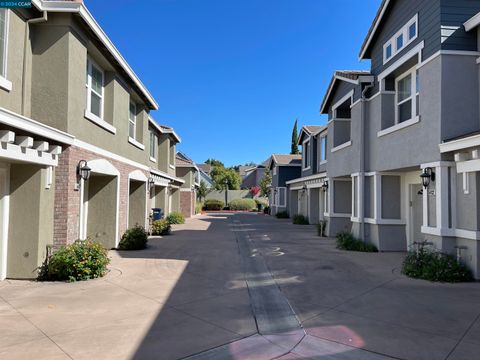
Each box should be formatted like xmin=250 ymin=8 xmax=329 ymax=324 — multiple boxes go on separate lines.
xmin=288 ymin=0 xmax=480 ymax=279
xmin=175 ymin=152 xmax=199 ymax=218
xmin=0 ymin=0 xmax=184 ymax=279
xmin=266 ymin=154 xmax=301 ymax=216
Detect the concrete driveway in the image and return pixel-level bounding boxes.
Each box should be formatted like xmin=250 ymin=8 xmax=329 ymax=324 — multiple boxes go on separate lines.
xmin=0 ymin=213 xmax=479 ymax=360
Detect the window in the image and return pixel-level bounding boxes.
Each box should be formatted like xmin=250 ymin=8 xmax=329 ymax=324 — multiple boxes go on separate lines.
xmin=396 ymin=68 xmax=418 ymax=123
xmin=303 ymin=140 xmax=310 ymax=169
xmin=150 ymin=131 xmax=157 ymax=160
xmin=0 ymin=9 xmax=8 ymax=78
xmin=277 ymin=187 xmax=286 ymax=207
xmin=320 ymin=135 xmax=327 ymax=162
xmin=383 ymin=14 xmax=418 ymax=64
xmin=129 ymin=102 xmax=136 ymax=139
xmin=86 ymin=59 xmax=104 ymax=119
xmin=273 ymin=166 xmax=277 ymax=176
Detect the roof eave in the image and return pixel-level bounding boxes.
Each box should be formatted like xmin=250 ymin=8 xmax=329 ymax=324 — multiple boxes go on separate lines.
xmin=465 ymin=12 xmax=480 ymax=32
xmin=358 ymin=0 xmax=391 ymax=61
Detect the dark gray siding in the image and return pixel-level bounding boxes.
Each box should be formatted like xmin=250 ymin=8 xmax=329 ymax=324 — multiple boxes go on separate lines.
xmin=278 ymin=167 xmax=301 ymax=187
xmin=368 ymin=0 xmax=441 ymax=76
xmin=441 ymin=0 xmax=480 ymax=51
xmin=327 ymin=81 xmax=358 ymax=119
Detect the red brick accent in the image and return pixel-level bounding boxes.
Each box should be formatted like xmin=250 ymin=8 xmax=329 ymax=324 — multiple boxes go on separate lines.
xmin=180 ymin=190 xmax=196 ymax=218
xmin=53 ymin=145 xmax=150 ymax=247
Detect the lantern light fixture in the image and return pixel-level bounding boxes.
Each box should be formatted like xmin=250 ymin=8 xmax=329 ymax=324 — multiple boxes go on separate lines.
xmin=77 ymin=160 xmax=91 ymax=181
xmin=321 ymin=180 xmax=329 ymax=191
xmin=420 ymin=167 xmax=435 ymax=189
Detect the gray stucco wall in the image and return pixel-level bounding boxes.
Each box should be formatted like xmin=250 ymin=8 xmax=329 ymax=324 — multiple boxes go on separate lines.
xmin=333 ymin=180 xmax=351 ymax=214
xmin=381 ymin=175 xmax=401 ymax=219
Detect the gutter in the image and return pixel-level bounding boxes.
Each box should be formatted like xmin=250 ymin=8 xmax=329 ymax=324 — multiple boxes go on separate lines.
xmin=359 ymin=79 xmax=374 ymax=242
xmin=22 ymin=10 xmax=48 ymax=115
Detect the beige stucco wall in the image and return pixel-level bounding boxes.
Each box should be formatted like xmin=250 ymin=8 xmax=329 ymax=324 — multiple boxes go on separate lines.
xmin=176 ymin=167 xmax=194 ymax=188
xmin=0 ymin=10 xmax=29 ymax=116
xmin=86 ymin=175 xmax=117 ymax=249
xmin=7 ymin=164 xmax=54 ymax=279
xmin=128 ymin=180 xmax=146 ymax=229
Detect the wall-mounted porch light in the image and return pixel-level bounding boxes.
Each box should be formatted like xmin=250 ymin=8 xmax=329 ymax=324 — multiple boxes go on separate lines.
xmin=148 ymin=177 xmax=155 ymax=189
xmin=321 ymin=180 xmax=329 ymax=191
xmin=302 ymin=184 xmax=308 ymax=194
xmin=420 ymin=168 xmax=435 ymax=189
xmin=77 ymin=160 xmax=91 ymax=181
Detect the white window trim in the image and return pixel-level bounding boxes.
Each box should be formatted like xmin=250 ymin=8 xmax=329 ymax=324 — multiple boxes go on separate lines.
xmin=86 ymin=57 xmax=105 ymax=121
xmin=84 ymin=109 xmax=116 ymax=134
xmin=149 ymin=156 xmax=157 ymax=163
xmin=150 ymin=132 xmax=157 ymax=161
xmin=302 ymin=138 xmax=311 ymax=170
xmin=273 ymin=166 xmax=277 ymax=176
xmin=128 ymin=136 xmax=145 ymax=150
xmin=319 ymin=134 xmax=328 ymax=164
xmin=276 ymin=187 xmax=286 ymax=207
xmin=377 ymin=116 xmax=420 ymax=137
xmin=383 ymin=14 xmax=418 ymax=64
xmin=394 ymin=67 xmax=418 ymax=124
xmin=129 ymin=101 xmax=137 ymax=139
xmin=0 ymin=9 xmax=10 ymax=92
xmin=331 ymin=140 xmax=352 ymax=153
xmin=332 ymin=90 xmax=354 ymax=118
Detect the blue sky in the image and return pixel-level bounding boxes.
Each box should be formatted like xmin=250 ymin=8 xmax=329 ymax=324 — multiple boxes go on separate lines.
xmin=85 ymin=0 xmax=381 ymax=167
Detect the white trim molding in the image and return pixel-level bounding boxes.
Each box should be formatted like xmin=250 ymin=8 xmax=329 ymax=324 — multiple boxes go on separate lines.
xmin=377 ymin=116 xmax=420 ymax=138
xmin=128 ymin=137 xmax=145 ymax=150
xmin=331 ymin=140 xmax=352 ymax=153
xmin=378 ymin=41 xmax=424 ymax=81
xmin=84 ymin=110 xmax=116 ymax=134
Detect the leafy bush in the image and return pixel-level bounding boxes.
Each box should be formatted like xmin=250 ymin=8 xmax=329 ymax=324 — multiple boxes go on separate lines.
xmin=118 ymin=225 xmax=148 ymax=250
xmin=195 ymin=202 xmax=203 ymax=214
xmin=402 ymin=246 xmax=473 ymax=283
xmin=46 ymin=239 xmax=109 ymax=282
xmin=151 ymin=219 xmax=171 ymax=236
xmin=276 ymin=211 xmax=289 ymax=219
xmin=336 ymin=232 xmax=378 ymax=252
xmin=293 ymin=214 xmax=309 ymax=225
xmin=166 ymin=211 xmax=185 ymax=225
xmin=255 ymin=198 xmax=269 ymax=207
xmin=204 ymin=199 xmax=224 ymax=211
xmin=229 ymin=198 xmax=257 ymax=211
xmin=317 ymin=220 xmax=327 ymax=237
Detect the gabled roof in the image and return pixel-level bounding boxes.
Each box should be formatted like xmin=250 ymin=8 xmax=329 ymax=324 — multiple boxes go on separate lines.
xmin=267 ymin=154 xmax=302 ymax=169
xmin=359 ymin=0 xmax=390 ymax=60
xmin=175 ymin=152 xmax=198 ymax=170
xmin=298 ymin=125 xmax=324 ymax=145
xmin=32 ymin=0 xmax=158 ymax=110
xmin=320 ymin=70 xmax=371 ymax=114
xmin=196 ymin=163 xmax=212 ymax=174
xmin=464 ymin=12 xmax=480 ymax=32
xmin=149 ymin=117 xmax=181 ymax=143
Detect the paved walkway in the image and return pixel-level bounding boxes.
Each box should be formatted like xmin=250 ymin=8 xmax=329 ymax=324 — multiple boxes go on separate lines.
xmin=0 ymin=213 xmax=479 ymax=359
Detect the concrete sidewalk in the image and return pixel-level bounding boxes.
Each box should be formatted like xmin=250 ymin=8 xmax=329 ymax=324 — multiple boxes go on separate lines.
xmin=0 ymin=213 xmax=479 ymax=359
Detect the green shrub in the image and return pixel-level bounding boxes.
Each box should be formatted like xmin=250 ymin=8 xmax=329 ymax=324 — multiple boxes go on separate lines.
xmin=229 ymin=198 xmax=257 ymax=211
xmin=204 ymin=199 xmax=224 ymax=211
xmin=151 ymin=219 xmax=171 ymax=236
xmin=166 ymin=211 xmax=185 ymax=225
xmin=255 ymin=198 xmax=269 ymax=207
xmin=46 ymin=239 xmax=109 ymax=282
xmin=336 ymin=231 xmax=378 ymax=252
xmin=195 ymin=202 xmax=203 ymax=214
xmin=118 ymin=225 xmax=148 ymax=250
xmin=275 ymin=211 xmax=289 ymax=219
xmin=293 ymin=214 xmax=309 ymax=225
xmin=402 ymin=246 xmax=473 ymax=283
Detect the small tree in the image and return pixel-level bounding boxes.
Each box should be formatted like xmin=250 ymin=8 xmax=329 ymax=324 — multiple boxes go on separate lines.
xmin=260 ymin=170 xmax=272 ymax=197
xmin=249 ymin=186 xmax=261 ymax=197
xmin=205 ymin=158 xmax=224 ymax=168
xmin=291 ymin=119 xmax=300 ymax=155
xmin=211 ymin=166 xmax=241 ymax=190
xmin=197 ymin=181 xmax=209 ymax=202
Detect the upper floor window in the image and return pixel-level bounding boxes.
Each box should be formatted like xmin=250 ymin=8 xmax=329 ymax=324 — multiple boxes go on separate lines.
xmin=303 ymin=140 xmax=310 ymax=169
xmin=150 ymin=131 xmax=157 ymax=160
xmin=0 ymin=9 xmax=8 ymax=78
xmin=86 ymin=59 xmax=104 ymax=119
xmin=320 ymin=134 xmax=327 ymax=162
xmin=129 ymin=102 xmax=136 ymax=139
xmin=396 ymin=68 xmax=418 ymax=123
xmin=383 ymin=14 xmax=418 ymax=64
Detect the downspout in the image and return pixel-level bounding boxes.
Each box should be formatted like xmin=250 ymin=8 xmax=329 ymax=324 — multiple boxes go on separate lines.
xmin=21 ymin=10 xmax=48 ymax=116
xmin=360 ymin=80 xmax=374 ymax=242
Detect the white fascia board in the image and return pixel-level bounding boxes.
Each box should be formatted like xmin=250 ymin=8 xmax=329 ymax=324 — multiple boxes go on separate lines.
xmin=285 ymin=172 xmax=327 ymax=185
xmin=150 ymin=167 xmax=185 ymax=184
xmin=359 ymin=0 xmax=391 ymax=61
xmin=464 ymin=12 xmax=480 ymax=32
xmin=439 ymin=134 xmax=480 ymax=153
xmin=0 ymin=106 xmax=74 ymax=144
xmin=34 ymin=0 xmax=158 ymax=110
xmin=378 ymin=41 xmax=425 ymax=81
xmin=148 ymin=117 xmax=182 ymax=143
